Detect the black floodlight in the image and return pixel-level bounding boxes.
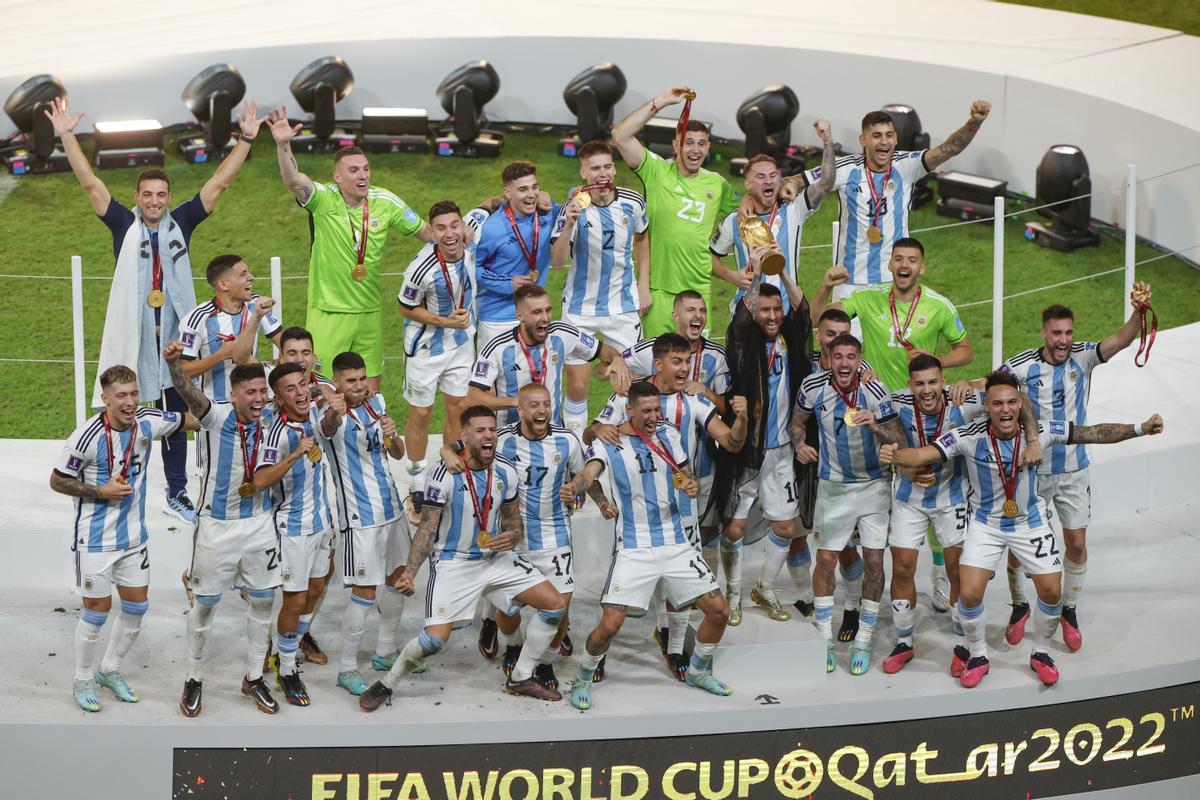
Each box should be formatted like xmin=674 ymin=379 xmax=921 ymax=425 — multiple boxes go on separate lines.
xmin=3 ymin=74 xmax=70 ymax=174
xmin=93 ymin=119 xmax=165 ymax=169
xmin=358 ymin=107 xmax=430 ymax=154
xmin=178 ymin=63 xmax=246 ymax=163
xmin=289 ymin=57 xmax=355 ymax=152
xmin=730 ymin=83 xmax=799 ymax=175
xmin=1025 ymin=145 xmax=1100 ymax=252
xmin=936 ymin=170 xmax=1008 ymax=222
xmin=434 ymin=61 xmax=503 ymax=158
xmin=882 ymin=103 xmax=933 ymax=208
xmin=560 ymin=63 xmax=626 ymax=156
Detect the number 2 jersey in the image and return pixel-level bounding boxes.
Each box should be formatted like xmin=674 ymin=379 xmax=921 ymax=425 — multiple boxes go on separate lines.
xmin=495 ymin=423 xmax=584 ymax=551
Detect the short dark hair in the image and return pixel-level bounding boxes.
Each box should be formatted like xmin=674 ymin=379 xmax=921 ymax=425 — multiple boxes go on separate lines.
xmin=230 ymin=363 xmax=266 ymax=388
xmin=674 ymin=290 xmax=704 ymax=307
xmin=818 ymin=308 xmax=852 ymax=327
xmin=100 ymin=364 xmax=138 ymax=389
xmin=136 ymin=169 xmax=170 ymax=190
xmin=333 ymin=145 xmax=366 ymax=165
xmin=861 ymin=111 xmax=895 ymax=131
xmin=758 ymin=284 xmax=783 ymax=300
xmin=205 ymin=254 xmax=244 ymax=286
xmin=268 ymin=361 xmax=305 ymax=391
xmin=893 ymin=237 xmax=924 ymax=257
xmin=908 ymin=353 xmax=943 ymax=375
xmin=1042 ymin=304 xmax=1074 ymax=325
xmin=626 ymin=380 xmax=661 ymax=406
xmin=514 ymin=284 xmax=549 ymax=305
xmin=279 ymin=326 xmax=314 ymax=350
xmin=985 ymin=369 xmax=1020 ymax=393
xmin=829 ymin=332 xmax=862 ymax=353
xmin=577 ymin=140 xmax=612 ymax=161
xmin=652 ymin=333 xmax=691 ymax=361
xmin=677 ymin=119 xmax=710 ymax=137
xmin=459 ymin=405 xmax=496 ymax=427
xmin=744 ymin=153 xmax=778 ymax=173
xmin=428 ymin=200 xmax=462 ymax=222
xmin=501 ymin=160 xmax=537 ymax=184
xmin=332 ymin=351 xmax=366 ymax=374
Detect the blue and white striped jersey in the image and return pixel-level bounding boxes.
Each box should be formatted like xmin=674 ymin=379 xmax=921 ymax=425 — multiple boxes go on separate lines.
xmin=796 ymin=372 xmax=897 ymax=482
xmin=552 ymin=188 xmax=648 ymax=317
xmin=196 ymin=402 xmax=274 ymax=521
xmin=55 ymin=408 xmax=183 ymax=553
xmin=584 ymin=423 xmax=695 ymax=549
xmin=1002 ymin=342 xmax=1104 ymax=475
xmin=398 ymin=207 xmax=489 ymax=357
xmin=892 ymin=390 xmax=986 ymax=508
xmin=470 ymin=323 xmax=600 ymax=428
xmin=496 ymin=424 xmax=584 ymax=551
xmin=423 ymin=456 xmax=520 ymax=561
xmin=259 ymin=412 xmax=333 ymax=538
xmin=180 ymin=295 xmax=282 ymax=402
xmin=319 ymin=393 xmax=403 ymax=531
xmin=763 ymin=336 xmax=794 ymax=449
xmin=710 ymin=197 xmax=818 ymax=315
xmin=596 ymin=389 xmax=719 ymax=479
xmin=806 ymin=150 xmax=930 ymax=286
xmin=934 ymin=420 xmax=1071 ymax=532
xmin=623 ymin=337 xmax=731 ymax=395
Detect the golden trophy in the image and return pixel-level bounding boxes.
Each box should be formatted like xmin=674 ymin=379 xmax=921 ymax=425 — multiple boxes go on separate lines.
xmin=739 ymin=216 xmax=786 ymax=276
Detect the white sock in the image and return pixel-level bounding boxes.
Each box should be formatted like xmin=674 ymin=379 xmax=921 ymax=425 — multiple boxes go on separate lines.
xmin=840 ymin=553 xmax=863 ymax=611
xmin=99 ymin=599 xmax=147 ymax=675
xmin=383 ymin=630 xmax=444 ymax=689
xmin=667 ymin=611 xmax=690 ymax=655
xmin=892 ymin=599 xmax=914 ymax=647
xmin=512 ymin=609 xmax=562 ymax=681
xmin=1007 ymin=564 xmax=1028 ymax=605
xmin=854 ymin=599 xmax=880 ymax=649
xmin=951 ymin=605 xmax=966 ymax=649
xmin=957 ymin=600 xmax=987 ymax=659
xmin=245 ymin=593 xmax=274 ymax=681
xmin=498 ymin=620 xmax=525 ymax=649
xmin=75 ymin=608 xmax=108 ymax=681
xmin=406 ymin=459 xmax=427 ymax=493
xmin=577 ymin=647 xmax=605 ymax=682
xmin=564 ymin=397 xmax=589 ymax=437
xmin=787 ymin=541 xmax=813 ymax=603
xmin=1033 ymin=598 xmax=1063 ymax=656
xmin=187 ymin=598 xmax=220 ymax=682
xmin=297 ymin=612 xmax=314 ymax=640
xmin=340 ymin=593 xmax=375 ymax=672
xmin=276 ymin=631 xmax=300 ymax=676
xmin=814 ymin=596 xmax=834 ymax=642
xmin=1063 ymin=558 xmax=1087 ymax=609
xmin=758 ymin=531 xmax=790 ymax=591
xmin=375 ymin=586 xmax=405 ymax=657
xmin=719 ymin=535 xmax=743 ymax=596
xmin=688 ymin=640 xmax=717 ymax=675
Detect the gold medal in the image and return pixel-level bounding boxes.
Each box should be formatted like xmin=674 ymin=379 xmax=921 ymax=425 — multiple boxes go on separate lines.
xmin=913 ymin=471 xmax=936 ymax=488
xmin=1132 ymin=288 xmax=1149 ymax=303
xmin=238 ymin=481 xmax=256 ymax=499
xmin=477 ymin=531 xmax=491 ymax=549
xmin=351 ymin=264 xmax=367 ymax=282
xmin=307 ymin=445 xmax=322 ymax=462
xmin=843 ymin=409 xmax=859 ymax=427
xmin=867 ymin=226 xmax=883 ymax=244
xmin=672 ymin=472 xmax=687 ymax=490
xmin=529 ymin=270 xmax=539 ymax=283
xmin=684 ymin=90 xmax=697 ymax=101
xmin=383 ymin=434 xmax=395 ymax=448
xmin=575 ymin=191 xmax=592 ymax=210
xmin=116 ymin=475 xmax=128 ymax=486
xmin=1002 ymin=499 xmax=1019 ymax=518
xmin=146 ymin=289 xmax=165 ymax=308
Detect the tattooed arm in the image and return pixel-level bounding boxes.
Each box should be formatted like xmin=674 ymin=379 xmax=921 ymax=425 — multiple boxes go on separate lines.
xmin=394 ymin=506 xmax=443 ymax=595
xmin=163 ymin=340 xmax=212 ymax=419
xmin=1068 ymin=415 xmax=1163 ymax=444
xmin=266 ymin=107 xmax=315 ymax=204
xmin=865 ymin=412 xmax=907 ymax=447
xmin=924 ymin=100 xmax=991 ymax=170
xmin=1018 ymin=393 xmax=1043 ymax=467
xmin=49 ymin=471 xmax=129 ymax=502
xmin=804 ymin=120 xmax=836 ymax=209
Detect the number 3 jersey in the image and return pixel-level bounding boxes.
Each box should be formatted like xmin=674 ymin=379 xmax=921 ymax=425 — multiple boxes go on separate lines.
xmin=319 ymin=394 xmax=403 ymax=531
xmin=55 ymin=408 xmax=183 ymax=552
xmin=423 ymin=457 xmax=520 ymax=562
xmin=584 ymin=423 xmax=695 ymax=549
xmin=495 ymin=424 xmax=584 ymax=551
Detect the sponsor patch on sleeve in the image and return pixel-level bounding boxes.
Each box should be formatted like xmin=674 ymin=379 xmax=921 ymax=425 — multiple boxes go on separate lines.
xmin=474 ymin=360 xmax=490 ymax=378
xmin=938 ymin=432 xmax=957 ymax=449
xmin=579 ymin=332 xmax=596 ymax=349
xmin=877 ymin=400 xmax=894 ymax=417
xmin=401 ymin=285 xmax=419 ymax=302
xmin=67 ymin=454 xmax=83 ymax=471
xmin=425 ymin=484 xmax=443 ymax=504
xmin=262 ymin=448 xmax=279 ymax=465
xmin=403 ymin=208 xmax=419 ymax=225
xmin=181 ymin=331 xmax=196 ymax=348
xmin=1049 ymin=420 xmax=1067 ymax=436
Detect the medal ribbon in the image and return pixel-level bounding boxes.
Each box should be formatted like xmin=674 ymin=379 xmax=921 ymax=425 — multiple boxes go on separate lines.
xmin=691 ymin=340 xmax=705 ymax=383
xmin=888 ymin=287 xmax=922 ymax=352
xmin=350 ymin=198 xmax=370 ymax=267
xmin=864 ymin=165 xmax=892 ymax=237
xmin=435 ymin=247 xmax=466 ymax=310
xmin=833 ymin=375 xmax=861 ymax=416
xmin=631 ymin=426 xmax=685 ymax=479
xmin=210 ymin=298 xmax=249 ymax=343
xmin=463 ymin=464 xmax=494 ymax=535
xmin=913 ymin=397 xmax=947 ymax=447
xmin=579 ymin=181 xmax=616 ymax=198
xmin=987 ymin=426 xmax=1022 ymax=511
xmin=517 ymin=328 xmax=547 ymax=385
xmin=1133 ymin=298 xmax=1157 ymax=368
xmin=356 ymin=395 xmax=387 ymax=432
xmin=766 ymin=338 xmax=780 ymax=377
xmin=102 ymin=412 xmax=139 ymax=483
xmin=675 ymin=95 xmax=694 ymax=141
xmin=503 ymin=203 xmax=539 ymax=273
xmin=237 ymin=419 xmax=261 ymax=487
xmin=151 ymin=246 xmax=162 ymax=293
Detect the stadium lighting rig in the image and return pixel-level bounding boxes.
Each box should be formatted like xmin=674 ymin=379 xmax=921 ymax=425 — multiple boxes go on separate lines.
xmin=559 ymin=62 xmax=627 ymax=157
xmin=3 ymin=74 xmax=71 ymax=175
xmin=1025 ymin=144 xmax=1100 ymax=252
xmin=178 ymin=63 xmax=246 ymax=164
xmin=434 ymin=61 xmax=504 ymax=159
xmin=289 ymin=56 xmax=356 ymax=154
xmin=882 ymin=103 xmax=933 ymax=208
xmin=92 ymin=118 xmax=165 ymax=170
xmin=731 ymin=84 xmax=800 ymax=176
xmin=357 ymin=107 xmax=430 ymax=154
xmin=936 ymin=171 xmax=1008 ymax=222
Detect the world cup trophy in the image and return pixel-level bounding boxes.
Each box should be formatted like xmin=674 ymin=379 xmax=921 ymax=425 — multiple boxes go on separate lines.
xmin=739 ymin=215 xmax=786 ymax=276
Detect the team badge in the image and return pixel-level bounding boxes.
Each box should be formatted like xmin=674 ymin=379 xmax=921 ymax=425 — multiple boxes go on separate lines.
xmin=369 ymin=217 xmax=383 ymax=231
xmin=916 ymin=315 xmax=928 ymax=327
xmin=356 ymin=564 xmax=366 ymax=578
xmin=705 ymin=191 xmax=713 ymax=200
xmin=550 ymin=353 xmax=559 ymax=365
xmin=402 ymin=285 xmax=419 ymax=302
xmin=281 ymin=567 xmax=292 ymax=582
xmin=619 ymin=217 xmax=628 ymax=227
xmin=552 ymin=452 xmax=562 ymax=465
xmin=1068 ymin=370 xmax=1078 ymax=382
xmin=82 ymin=576 xmax=94 ymax=590
xmin=474 ymin=361 xmax=490 ymax=378
xmin=938 ymin=432 xmax=957 ymax=448
xmin=190 ymin=572 xmax=202 ymax=586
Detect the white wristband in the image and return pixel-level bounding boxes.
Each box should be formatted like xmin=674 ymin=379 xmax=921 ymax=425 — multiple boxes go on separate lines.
xmin=1135 ymin=422 xmax=1148 ymax=437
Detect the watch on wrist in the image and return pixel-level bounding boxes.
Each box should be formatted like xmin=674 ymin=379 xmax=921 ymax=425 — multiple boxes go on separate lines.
xmin=239 ymin=133 xmax=256 ymax=144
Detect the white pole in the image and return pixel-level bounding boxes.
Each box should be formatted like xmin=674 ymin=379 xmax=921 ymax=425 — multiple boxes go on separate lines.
xmin=71 ymin=255 xmax=86 ymax=426
xmin=831 ymin=220 xmax=840 ymax=266
xmin=1124 ymin=164 xmax=1137 ymax=306
xmin=270 ymin=256 xmax=282 ymax=358
xmin=992 ymin=197 xmax=1005 ymax=368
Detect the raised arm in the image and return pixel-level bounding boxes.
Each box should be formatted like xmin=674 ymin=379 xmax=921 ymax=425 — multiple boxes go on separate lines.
xmin=44 ymin=97 xmax=111 ymax=215
xmin=319 ymin=393 xmax=346 ymax=438
xmin=228 ymin=298 xmax=276 ymax=364
xmin=1068 ymin=414 xmax=1163 ymax=444
xmin=940 ymin=336 xmax=975 ymax=369
xmin=611 ymin=86 xmax=692 ymax=169
xmin=467 ymin=384 xmax=518 ymax=413
xmin=550 ymin=203 xmax=579 ymax=269
xmin=198 ymin=101 xmax=266 ymax=213
xmin=164 ymin=340 xmax=212 ymax=419
xmin=267 ymin=106 xmax=315 ymax=204
xmin=803 ymin=120 xmax=836 ymax=208
xmin=810 ymin=265 xmax=848 ymax=325
xmin=706 ymin=396 xmax=749 ymax=452
xmin=1099 ymin=281 xmax=1153 ymax=362
xmin=923 ymin=100 xmax=991 ymax=171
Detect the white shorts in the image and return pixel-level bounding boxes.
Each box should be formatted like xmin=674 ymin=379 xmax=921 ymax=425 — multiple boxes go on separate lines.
xmin=1038 ymin=468 xmax=1091 ymax=529
xmin=733 ymin=445 xmax=799 ymax=522
xmin=561 ymin=311 xmax=641 ymax=364
xmin=602 ymin=543 xmax=719 ymax=612
xmin=279 ymin=529 xmax=334 ymax=593
xmin=889 ymin=499 xmax=968 ymax=550
xmin=75 ymin=545 xmax=149 ymax=599
xmin=813 ymin=478 xmax=891 ymax=551
xmin=520 ymin=545 xmax=576 ymax=594
xmin=475 ymin=319 xmax=516 ymax=352
xmin=961 ymin=520 xmax=1062 ymax=576
xmin=189 ymin=514 xmax=281 ymax=596
xmin=403 ymin=343 xmax=475 ymax=406
xmin=342 ymin=518 xmax=409 ymax=586
xmin=424 ymin=553 xmax=549 ymax=627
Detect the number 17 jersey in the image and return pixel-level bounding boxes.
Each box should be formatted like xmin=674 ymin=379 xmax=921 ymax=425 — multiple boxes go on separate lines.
xmin=495 ymin=424 xmax=584 ymax=551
